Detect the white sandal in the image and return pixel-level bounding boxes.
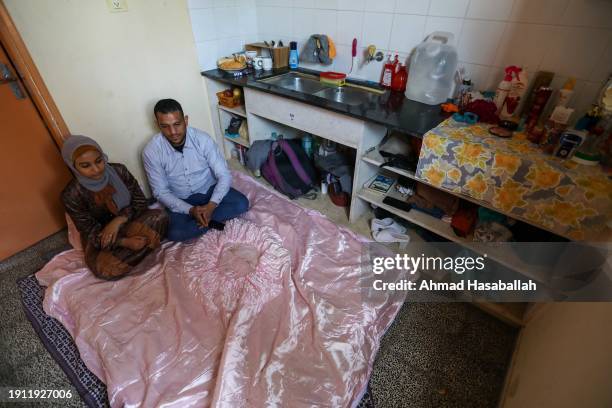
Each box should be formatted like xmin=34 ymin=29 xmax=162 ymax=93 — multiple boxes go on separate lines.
xmin=371 ymin=217 xmax=407 ymax=235
xmin=372 ymin=228 xmax=411 ymax=243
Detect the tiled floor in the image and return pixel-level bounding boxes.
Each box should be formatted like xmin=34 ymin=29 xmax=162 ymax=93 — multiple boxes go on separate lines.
xmin=0 ymin=231 xmax=83 ymax=408
xmin=0 ymin=180 xmax=517 ymax=407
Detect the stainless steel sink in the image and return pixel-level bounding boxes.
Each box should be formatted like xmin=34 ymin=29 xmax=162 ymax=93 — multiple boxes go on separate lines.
xmin=258 ymin=72 xmax=380 ymax=106
xmin=258 ymin=72 xmax=326 ymax=94
xmin=312 ymin=86 xmax=377 ymax=106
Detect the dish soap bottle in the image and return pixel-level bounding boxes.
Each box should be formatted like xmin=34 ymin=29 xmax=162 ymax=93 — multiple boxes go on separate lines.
xmin=289 ymin=41 xmax=299 ymax=69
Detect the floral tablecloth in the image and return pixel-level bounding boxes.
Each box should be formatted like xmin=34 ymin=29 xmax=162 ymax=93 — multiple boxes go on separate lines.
xmin=416 ymin=119 xmax=612 ymax=240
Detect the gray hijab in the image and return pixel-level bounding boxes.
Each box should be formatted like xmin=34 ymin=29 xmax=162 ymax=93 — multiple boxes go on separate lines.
xmin=61 ymin=135 xmax=131 ymax=211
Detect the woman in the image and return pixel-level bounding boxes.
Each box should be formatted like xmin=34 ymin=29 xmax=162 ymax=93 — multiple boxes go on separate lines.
xmin=61 ymin=135 xmax=168 ymax=280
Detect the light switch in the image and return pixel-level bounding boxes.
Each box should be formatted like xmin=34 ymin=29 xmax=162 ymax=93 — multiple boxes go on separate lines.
xmin=106 ymin=0 xmax=128 ymax=12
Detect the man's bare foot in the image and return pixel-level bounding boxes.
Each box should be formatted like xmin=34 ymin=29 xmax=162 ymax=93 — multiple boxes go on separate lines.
xmin=119 ymin=236 xmax=149 ymax=251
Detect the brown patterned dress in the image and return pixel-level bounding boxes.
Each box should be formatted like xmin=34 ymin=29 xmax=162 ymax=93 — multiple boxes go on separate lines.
xmin=62 ymin=163 xmax=168 ymax=280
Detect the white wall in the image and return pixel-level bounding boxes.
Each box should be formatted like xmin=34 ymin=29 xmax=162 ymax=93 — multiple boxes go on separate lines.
xmin=502 ymin=303 xmax=612 ymax=408
xmin=191 ymin=0 xmax=612 ymax=118
xmin=189 ymin=0 xmax=259 ymax=70
xmin=5 ymin=0 xmax=214 ymax=190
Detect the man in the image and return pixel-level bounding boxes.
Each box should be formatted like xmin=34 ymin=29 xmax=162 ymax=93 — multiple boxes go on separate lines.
xmin=143 ymin=98 xmax=249 ymax=241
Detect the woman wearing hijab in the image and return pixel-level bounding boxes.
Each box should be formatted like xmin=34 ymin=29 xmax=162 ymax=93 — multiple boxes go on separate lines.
xmin=61 ymin=135 xmax=168 ymax=280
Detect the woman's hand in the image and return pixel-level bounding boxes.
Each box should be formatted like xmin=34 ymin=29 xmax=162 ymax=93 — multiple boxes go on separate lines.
xmin=99 ymin=215 xmax=128 ymax=249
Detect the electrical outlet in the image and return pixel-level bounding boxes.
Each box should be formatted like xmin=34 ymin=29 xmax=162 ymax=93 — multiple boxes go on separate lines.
xmin=106 ymin=0 xmax=128 ymax=12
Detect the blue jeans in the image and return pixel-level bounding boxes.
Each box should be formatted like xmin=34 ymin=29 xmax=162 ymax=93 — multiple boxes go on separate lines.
xmin=167 ymin=185 xmax=249 ymax=242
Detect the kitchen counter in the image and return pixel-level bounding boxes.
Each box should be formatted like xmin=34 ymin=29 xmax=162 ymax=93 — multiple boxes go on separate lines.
xmin=201 ymin=68 xmax=447 ymax=137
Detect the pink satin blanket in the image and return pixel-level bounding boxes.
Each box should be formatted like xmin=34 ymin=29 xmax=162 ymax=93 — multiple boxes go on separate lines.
xmin=37 ymin=172 xmax=403 ymax=407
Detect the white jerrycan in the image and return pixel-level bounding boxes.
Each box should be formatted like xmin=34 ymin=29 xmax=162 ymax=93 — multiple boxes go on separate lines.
xmin=405 ymin=31 xmax=458 ymax=105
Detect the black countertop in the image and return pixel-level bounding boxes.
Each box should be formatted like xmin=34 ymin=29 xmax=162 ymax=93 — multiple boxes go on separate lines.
xmin=201 ymin=68 xmax=447 ymax=137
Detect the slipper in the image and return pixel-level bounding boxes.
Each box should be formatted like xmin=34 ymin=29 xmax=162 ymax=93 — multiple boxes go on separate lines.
xmin=371 ymin=217 xmax=406 ymax=234
xmin=372 ymin=228 xmax=411 ymax=243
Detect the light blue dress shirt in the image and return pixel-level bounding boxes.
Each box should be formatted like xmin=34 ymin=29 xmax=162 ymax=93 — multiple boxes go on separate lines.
xmin=142 ymin=127 xmax=231 ymax=214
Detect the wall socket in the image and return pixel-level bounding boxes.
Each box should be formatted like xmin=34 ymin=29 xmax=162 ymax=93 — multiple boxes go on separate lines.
xmin=106 ymin=0 xmax=128 ymax=12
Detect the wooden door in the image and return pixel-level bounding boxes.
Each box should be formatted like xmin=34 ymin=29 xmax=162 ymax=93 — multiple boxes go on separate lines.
xmin=0 ymin=44 xmax=71 ymax=260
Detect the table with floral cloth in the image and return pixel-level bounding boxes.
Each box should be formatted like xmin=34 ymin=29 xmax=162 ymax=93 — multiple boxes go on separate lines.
xmin=415 ymin=119 xmax=612 ymax=241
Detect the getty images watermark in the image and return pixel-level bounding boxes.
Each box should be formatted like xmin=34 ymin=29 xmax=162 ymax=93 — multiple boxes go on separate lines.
xmin=371 ymin=253 xmax=536 ymax=292
xmin=361 ymin=242 xmax=612 ymax=302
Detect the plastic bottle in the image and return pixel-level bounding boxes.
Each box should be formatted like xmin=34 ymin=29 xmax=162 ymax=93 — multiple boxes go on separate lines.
xmin=391 ymin=63 xmax=408 ymax=92
xmin=459 ymin=78 xmax=472 ymax=110
xmin=289 ymin=41 xmax=299 ymax=69
xmin=493 ymin=68 xmax=513 ymax=114
xmin=500 ymin=66 xmax=528 ymax=120
xmin=380 ymin=54 xmax=394 ymax=88
xmin=525 ymin=87 xmax=553 ymax=133
xmin=405 ymin=32 xmax=458 ymax=105
xmin=556 ymin=77 xmax=575 ymax=108
xmin=301 ymin=134 xmax=313 ymax=158
xmin=572 ymin=127 xmax=603 ymax=165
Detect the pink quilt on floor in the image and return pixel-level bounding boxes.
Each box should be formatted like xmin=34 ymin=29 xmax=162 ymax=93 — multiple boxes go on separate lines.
xmin=37 ymin=171 xmax=403 ymax=407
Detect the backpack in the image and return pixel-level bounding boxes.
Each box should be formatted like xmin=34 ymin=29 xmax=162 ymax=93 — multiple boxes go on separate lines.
xmin=261 ymin=139 xmax=317 ymax=199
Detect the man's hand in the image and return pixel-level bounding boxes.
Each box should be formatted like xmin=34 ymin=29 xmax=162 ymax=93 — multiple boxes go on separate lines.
xmin=99 ymin=215 xmax=128 ymax=249
xmin=189 ymin=202 xmax=217 ymax=228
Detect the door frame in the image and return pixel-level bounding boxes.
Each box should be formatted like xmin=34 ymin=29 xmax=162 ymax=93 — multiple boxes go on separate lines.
xmin=0 ymin=0 xmax=69 ymax=146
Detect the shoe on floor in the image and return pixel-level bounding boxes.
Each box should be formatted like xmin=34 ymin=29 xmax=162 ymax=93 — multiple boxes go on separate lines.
xmin=372 ymin=228 xmax=411 ymax=243
xmin=371 ymin=217 xmax=406 ymax=234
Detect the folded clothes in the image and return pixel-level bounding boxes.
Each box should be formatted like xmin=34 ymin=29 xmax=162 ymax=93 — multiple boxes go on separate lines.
xmin=409 ymin=204 xmax=445 ymax=219
xmin=409 ymin=183 xmax=459 ymax=216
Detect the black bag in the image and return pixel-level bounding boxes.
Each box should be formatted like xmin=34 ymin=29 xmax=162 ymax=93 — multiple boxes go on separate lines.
xmin=261 ymin=139 xmax=318 ymax=199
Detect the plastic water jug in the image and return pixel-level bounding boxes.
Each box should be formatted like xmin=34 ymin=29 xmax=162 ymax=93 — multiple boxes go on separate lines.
xmin=405 ymin=32 xmax=458 ymax=105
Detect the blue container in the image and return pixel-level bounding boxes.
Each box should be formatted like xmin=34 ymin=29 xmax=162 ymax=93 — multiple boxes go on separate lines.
xmin=289 ymin=41 xmax=299 ymax=69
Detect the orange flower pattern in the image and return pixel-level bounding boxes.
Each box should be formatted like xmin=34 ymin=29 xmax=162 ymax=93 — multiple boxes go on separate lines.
xmin=464 ymin=172 xmax=489 ymax=200
xmin=421 ymin=164 xmax=446 ymax=187
xmin=574 ymin=175 xmax=612 ymax=201
xmin=493 ymin=179 xmax=528 ymax=212
xmin=538 ymin=200 xmax=597 ymax=229
xmin=525 ymin=163 xmax=563 ymax=190
xmin=453 ymin=142 xmax=489 ymax=169
xmin=447 ymin=167 xmax=462 ymax=183
xmin=421 ymin=133 xmax=447 ymax=158
xmin=492 ymin=153 xmax=521 ymax=177
xmin=555 ymin=185 xmax=572 ymax=197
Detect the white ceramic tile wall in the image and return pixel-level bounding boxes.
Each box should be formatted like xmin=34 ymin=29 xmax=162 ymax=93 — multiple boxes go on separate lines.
xmin=190 ymin=0 xmax=612 ymax=116
xmin=188 ymin=0 xmax=258 ymax=71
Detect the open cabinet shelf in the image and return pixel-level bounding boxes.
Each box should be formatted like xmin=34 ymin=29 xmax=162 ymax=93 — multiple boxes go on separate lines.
xmin=359 ymin=187 xmax=530 ymax=326
xmin=362 ymin=147 xmax=572 ymax=241
xmin=357 ymin=186 xmax=549 ymax=283
xmin=224 ymin=134 xmax=249 ymax=148
xmin=218 ymin=104 xmax=246 ymax=118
